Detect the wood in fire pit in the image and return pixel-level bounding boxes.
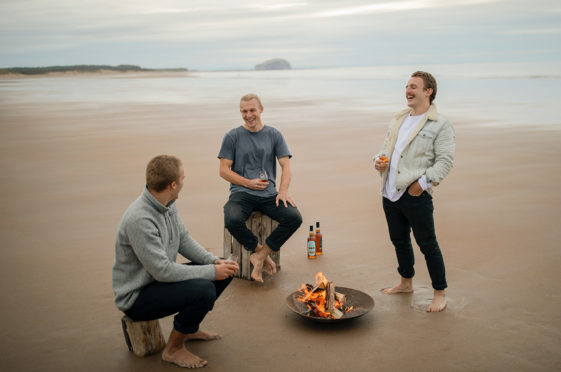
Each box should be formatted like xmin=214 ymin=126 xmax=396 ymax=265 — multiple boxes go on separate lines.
xmin=287 ymin=285 xmax=374 ymax=323
xmin=293 ymin=273 xmax=358 ymax=320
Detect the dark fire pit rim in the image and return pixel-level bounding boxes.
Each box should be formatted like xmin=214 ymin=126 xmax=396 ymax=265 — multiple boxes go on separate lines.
xmin=286 ymin=286 xmax=374 ymax=323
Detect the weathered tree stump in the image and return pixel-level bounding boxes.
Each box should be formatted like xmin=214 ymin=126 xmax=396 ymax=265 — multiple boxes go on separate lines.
xmin=223 ymin=211 xmax=280 ymax=280
xmin=121 ymin=316 xmax=166 ymax=357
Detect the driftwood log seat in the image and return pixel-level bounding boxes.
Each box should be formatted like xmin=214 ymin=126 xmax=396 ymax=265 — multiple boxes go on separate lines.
xmin=223 ymin=211 xmax=280 ymax=280
xmin=121 ymin=316 xmax=166 ymax=357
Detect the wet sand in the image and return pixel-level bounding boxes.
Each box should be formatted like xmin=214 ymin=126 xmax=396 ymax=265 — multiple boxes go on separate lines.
xmin=1 ymin=93 xmax=561 ymax=371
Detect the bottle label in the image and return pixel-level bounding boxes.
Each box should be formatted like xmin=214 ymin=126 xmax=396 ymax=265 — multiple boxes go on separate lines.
xmin=307 ymin=241 xmax=316 ymax=257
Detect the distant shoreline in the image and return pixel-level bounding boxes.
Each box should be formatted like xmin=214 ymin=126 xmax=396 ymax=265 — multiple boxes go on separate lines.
xmin=0 ymin=64 xmax=188 ymax=76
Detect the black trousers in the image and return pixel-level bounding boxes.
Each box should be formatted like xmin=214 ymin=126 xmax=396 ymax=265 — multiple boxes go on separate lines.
xmin=382 ymin=191 xmax=447 ymax=290
xmin=224 ymin=192 xmax=302 ymax=252
xmin=125 ymin=269 xmax=233 ymax=335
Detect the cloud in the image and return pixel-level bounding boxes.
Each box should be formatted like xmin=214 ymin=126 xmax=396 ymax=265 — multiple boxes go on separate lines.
xmin=311 ymin=0 xmax=434 ymax=17
xmin=0 ymin=0 xmax=560 ymax=69
xmin=308 ymin=0 xmax=501 ymax=18
xmin=130 ymin=2 xmax=307 ymax=15
xmin=504 ymin=27 xmax=561 ymax=35
xmin=253 ymin=3 xmax=309 ymax=10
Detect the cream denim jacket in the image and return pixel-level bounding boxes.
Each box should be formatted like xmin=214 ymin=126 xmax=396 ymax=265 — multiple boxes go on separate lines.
xmin=375 ymin=104 xmax=455 ymax=194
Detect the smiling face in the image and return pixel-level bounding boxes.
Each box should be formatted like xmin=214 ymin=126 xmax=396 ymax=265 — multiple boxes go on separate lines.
xmin=240 ymin=98 xmax=264 ymax=132
xmin=405 ymin=76 xmax=433 ymax=115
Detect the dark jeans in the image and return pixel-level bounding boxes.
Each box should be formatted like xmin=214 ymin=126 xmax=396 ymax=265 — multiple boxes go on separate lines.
xmin=125 ymin=267 xmax=233 ymax=335
xmin=382 ymin=190 xmax=447 ymax=290
xmin=224 ymin=192 xmax=302 ymax=252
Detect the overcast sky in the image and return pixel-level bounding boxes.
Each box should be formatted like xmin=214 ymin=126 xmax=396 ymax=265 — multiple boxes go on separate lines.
xmin=1 ymin=0 xmax=560 ymax=70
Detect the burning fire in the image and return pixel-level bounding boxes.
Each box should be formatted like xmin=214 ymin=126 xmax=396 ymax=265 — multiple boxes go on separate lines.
xmin=295 ymin=272 xmax=354 ymax=319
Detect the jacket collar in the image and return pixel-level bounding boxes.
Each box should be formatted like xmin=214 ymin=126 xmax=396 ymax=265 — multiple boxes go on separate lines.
xmin=426 ymin=104 xmax=438 ymax=121
xmin=394 ymin=104 xmax=438 ymax=121
xmin=142 ymin=186 xmax=172 ymax=213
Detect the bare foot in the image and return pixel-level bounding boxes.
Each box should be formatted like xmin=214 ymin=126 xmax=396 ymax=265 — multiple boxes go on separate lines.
xmin=426 ymin=290 xmax=447 ymax=312
xmin=162 ymin=346 xmax=208 ymax=368
xmin=254 ymin=244 xmax=276 ymax=276
xmin=382 ymin=285 xmax=413 ymax=294
xmin=249 ymin=253 xmax=264 ymax=283
xmin=381 ymin=277 xmax=413 ymax=294
xmin=263 ymin=255 xmax=277 ymax=276
xmin=186 ymin=329 xmax=221 ymax=341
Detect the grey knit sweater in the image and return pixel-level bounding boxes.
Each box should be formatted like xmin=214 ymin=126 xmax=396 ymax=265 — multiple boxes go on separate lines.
xmin=112 ymin=187 xmax=219 ymax=311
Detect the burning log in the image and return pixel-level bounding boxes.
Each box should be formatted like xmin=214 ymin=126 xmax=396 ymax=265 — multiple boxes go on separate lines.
xmin=331 ymin=307 xmax=344 ymax=319
xmin=325 ymin=281 xmax=333 ymax=313
xmin=335 ymin=292 xmax=347 ymax=303
xmin=326 ymin=282 xmax=343 ymax=319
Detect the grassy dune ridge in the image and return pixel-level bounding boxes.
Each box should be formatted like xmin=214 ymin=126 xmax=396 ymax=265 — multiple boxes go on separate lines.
xmin=0 ymin=64 xmax=187 ymax=75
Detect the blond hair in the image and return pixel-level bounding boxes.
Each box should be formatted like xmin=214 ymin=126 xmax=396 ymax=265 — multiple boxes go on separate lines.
xmin=240 ymin=93 xmax=263 ymax=108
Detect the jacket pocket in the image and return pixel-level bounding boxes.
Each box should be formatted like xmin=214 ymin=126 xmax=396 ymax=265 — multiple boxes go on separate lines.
xmin=418 ymin=130 xmax=435 ymax=140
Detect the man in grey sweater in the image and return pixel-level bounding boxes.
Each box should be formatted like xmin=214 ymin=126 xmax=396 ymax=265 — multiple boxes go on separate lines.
xmin=112 ymin=155 xmax=238 ymax=368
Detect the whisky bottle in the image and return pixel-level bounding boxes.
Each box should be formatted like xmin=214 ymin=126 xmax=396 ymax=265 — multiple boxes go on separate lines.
xmin=307 ymin=225 xmax=316 ymax=259
xmin=315 ymin=221 xmax=323 ymax=256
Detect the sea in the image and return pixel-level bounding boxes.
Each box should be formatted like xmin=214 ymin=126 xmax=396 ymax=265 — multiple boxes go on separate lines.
xmin=1 ymin=61 xmax=560 ymax=128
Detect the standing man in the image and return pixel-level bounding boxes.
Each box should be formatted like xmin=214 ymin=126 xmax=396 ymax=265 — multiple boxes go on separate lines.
xmin=112 ymin=155 xmax=238 ymax=368
xmin=374 ymin=71 xmax=455 ymax=312
xmin=218 ymin=94 xmax=302 ymax=283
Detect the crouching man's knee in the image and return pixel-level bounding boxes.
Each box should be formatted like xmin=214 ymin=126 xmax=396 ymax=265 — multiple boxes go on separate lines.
xmin=285 ymin=208 xmax=303 ymax=231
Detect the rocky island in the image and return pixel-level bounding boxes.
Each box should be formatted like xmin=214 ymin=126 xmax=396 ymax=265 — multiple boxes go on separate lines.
xmin=254 ymin=58 xmax=291 ymax=70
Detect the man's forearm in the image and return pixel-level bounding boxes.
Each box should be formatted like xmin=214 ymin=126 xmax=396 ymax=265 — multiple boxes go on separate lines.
xmin=220 ymin=167 xmax=249 ymax=188
xmin=179 ymin=233 xmax=218 ymax=265
xmin=277 ymin=157 xmax=293 ymax=193
xmin=279 ymin=170 xmax=291 ymax=193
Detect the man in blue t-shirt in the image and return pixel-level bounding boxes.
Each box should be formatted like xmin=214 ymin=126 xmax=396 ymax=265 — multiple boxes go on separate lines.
xmin=218 ymin=93 xmax=302 ymax=282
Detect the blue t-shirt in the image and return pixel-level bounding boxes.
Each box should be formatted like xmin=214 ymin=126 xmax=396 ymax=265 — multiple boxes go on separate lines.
xmin=218 ymin=125 xmax=291 ymax=197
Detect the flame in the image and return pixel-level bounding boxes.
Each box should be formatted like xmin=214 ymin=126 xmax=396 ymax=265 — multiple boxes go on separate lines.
xmin=295 ymin=272 xmax=353 ymax=318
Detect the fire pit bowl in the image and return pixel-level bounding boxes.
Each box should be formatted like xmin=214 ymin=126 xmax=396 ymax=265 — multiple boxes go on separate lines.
xmin=286 ymin=286 xmax=374 ymax=323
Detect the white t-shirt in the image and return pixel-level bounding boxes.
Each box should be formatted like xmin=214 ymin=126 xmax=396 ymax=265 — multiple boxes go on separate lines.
xmin=383 ymin=113 xmax=432 ymax=202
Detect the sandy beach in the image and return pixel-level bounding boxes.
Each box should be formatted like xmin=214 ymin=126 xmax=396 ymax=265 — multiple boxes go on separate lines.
xmin=1 ymin=73 xmax=561 ymax=371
